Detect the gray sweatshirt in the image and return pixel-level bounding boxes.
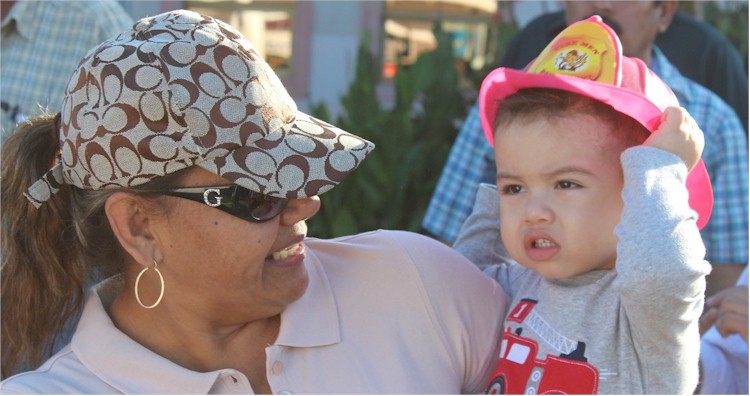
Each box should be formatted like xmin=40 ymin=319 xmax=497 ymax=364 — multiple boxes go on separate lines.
xmin=454 ymin=147 xmax=710 ymax=394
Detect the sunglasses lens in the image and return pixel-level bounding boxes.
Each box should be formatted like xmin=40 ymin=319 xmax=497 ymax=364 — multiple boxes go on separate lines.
xmin=246 ymin=192 xmax=288 ymax=222
xmin=159 ymin=185 xmax=288 ymax=223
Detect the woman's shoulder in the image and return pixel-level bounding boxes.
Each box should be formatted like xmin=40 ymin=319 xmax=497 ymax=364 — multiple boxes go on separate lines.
xmin=306 ymin=229 xmax=475 ymax=274
xmin=305 ymin=229 xmax=505 ymax=304
xmin=0 ymin=346 xmax=115 ymax=394
xmin=312 ymin=228 xmax=436 ymax=244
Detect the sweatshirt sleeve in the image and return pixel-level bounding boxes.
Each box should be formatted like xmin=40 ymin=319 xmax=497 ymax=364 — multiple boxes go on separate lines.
xmin=453 ymin=183 xmax=515 ymax=291
xmin=614 ymin=146 xmax=711 ymax=394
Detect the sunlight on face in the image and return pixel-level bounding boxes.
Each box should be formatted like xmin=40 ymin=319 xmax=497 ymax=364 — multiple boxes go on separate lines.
xmin=155 ymin=167 xmax=311 ymax=322
xmin=494 ymin=113 xmax=625 ymax=279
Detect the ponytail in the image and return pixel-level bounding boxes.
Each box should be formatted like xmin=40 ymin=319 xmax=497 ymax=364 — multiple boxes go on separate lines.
xmin=1 ymin=115 xmax=86 ymax=378
xmin=1 ymin=115 xmax=192 ymax=379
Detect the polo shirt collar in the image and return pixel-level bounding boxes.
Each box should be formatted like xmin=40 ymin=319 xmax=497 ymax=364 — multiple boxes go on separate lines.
xmin=275 ymin=246 xmax=342 ymax=347
xmin=71 ymin=251 xmax=341 ymax=393
xmin=1 ymin=0 xmax=43 ymax=41
xmin=72 ymin=276 xmax=234 ymax=394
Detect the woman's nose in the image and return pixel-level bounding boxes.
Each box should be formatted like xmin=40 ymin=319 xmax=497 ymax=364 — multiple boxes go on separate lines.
xmin=279 ymin=196 xmax=321 ymax=225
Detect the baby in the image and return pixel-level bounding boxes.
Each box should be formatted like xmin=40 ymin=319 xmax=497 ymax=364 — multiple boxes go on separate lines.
xmin=454 ymin=16 xmax=712 ymax=394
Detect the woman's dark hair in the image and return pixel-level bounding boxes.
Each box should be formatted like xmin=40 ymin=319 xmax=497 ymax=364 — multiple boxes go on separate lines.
xmin=1 ymin=115 xmax=187 ymax=378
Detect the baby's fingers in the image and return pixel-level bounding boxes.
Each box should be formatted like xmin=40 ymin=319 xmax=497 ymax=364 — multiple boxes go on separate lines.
xmin=643 ymin=107 xmax=704 ymax=171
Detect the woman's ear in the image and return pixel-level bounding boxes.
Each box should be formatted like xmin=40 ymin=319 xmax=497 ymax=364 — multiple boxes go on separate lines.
xmin=105 ymin=192 xmax=159 ymax=266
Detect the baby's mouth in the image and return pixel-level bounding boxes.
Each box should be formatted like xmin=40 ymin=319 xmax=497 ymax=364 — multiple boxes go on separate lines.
xmin=532 ymin=238 xmax=557 ymax=248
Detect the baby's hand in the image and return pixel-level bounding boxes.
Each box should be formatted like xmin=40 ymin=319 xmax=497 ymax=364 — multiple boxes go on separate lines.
xmin=643 ymin=107 xmax=704 ymax=171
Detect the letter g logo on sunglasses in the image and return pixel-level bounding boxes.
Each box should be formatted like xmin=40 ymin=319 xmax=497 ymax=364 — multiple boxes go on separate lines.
xmin=203 ymin=188 xmax=223 ymax=207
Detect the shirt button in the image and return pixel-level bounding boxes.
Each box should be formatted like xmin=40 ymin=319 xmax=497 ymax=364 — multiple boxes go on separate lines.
xmin=271 ymin=361 xmax=283 ymax=375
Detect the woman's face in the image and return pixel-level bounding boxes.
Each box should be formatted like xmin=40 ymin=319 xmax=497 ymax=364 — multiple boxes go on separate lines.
xmin=151 ymin=167 xmax=321 ymax=323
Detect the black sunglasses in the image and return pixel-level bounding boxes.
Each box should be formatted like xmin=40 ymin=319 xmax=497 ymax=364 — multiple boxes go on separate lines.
xmin=156 ymin=185 xmax=288 ymax=223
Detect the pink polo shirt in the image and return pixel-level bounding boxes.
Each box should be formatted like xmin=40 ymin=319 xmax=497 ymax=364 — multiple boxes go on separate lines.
xmin=1 ymin=230 xmax=508 ymax=394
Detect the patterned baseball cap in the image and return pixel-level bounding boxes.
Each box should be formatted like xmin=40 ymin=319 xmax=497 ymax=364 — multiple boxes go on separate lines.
xmin=478 ymin=16 xmax=713 ymax=229
xmin=25 ymin=9 xmax=374 ymax=207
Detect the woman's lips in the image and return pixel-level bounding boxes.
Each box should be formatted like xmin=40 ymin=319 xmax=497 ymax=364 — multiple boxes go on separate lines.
xmin=265 ymin=241 xmax=306 ymax=267
xmin=269 ymin=242 xmax=303 ymax=260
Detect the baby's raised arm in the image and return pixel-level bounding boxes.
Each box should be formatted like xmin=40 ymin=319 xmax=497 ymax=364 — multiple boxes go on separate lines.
xmin=643 ymin=106 xmax=704 ymax=172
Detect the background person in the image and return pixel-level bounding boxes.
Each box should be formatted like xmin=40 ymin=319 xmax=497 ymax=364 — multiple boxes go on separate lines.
xmin=497 ymin=4 xmax=748 ymax=131
xmin=0 ymin=10 xmax=508 ymax=393
xmin=0 ymin=0 xmax=134 ymax=366
xmin=423 ymin=0 xmax=747 ymax=298
xmin=698 ymin=266 xmax=749 ymax=394
xmin=0 ymin=0 xmax=133 ymax=143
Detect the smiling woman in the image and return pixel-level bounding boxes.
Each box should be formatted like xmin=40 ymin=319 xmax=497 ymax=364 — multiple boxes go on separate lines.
xmin=0 ymin=9 xmax=508 ymax=394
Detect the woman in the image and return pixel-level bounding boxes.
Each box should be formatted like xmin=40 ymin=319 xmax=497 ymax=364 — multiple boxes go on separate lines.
xmin=0 ymin=10 xmax=507 ymax=394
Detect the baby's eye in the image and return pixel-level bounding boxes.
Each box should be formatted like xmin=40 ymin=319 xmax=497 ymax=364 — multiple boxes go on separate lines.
xmin=500 ymin=184 xmax=524 ymax=195
xmin=556 ymin=180 xmax=581 ymax=189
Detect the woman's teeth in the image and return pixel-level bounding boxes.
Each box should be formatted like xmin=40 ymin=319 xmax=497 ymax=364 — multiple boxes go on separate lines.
xmin=270 ymin=243 xmax=301 ymax=260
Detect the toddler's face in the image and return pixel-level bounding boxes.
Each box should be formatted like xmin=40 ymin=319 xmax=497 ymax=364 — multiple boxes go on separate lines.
xmin=494 ymin=112 xmax=625 ymax=279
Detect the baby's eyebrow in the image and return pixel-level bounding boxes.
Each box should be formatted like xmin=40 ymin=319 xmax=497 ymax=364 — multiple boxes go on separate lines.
xmin=496 ymin=166 xmax=594 ymax=182
xmin=496 ymin=172 xmax=521 ymax=183
xmin=541 ymin=166 xmax=595 ymax=178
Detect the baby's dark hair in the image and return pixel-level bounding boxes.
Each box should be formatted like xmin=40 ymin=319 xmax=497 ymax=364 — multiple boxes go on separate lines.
xmin=493 ymin=88 xmax=650 ymax=152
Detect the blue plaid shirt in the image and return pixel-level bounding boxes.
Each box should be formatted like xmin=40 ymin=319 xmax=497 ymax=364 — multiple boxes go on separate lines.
xmin=1 ymin=0 xmax=132 ymax=142
xmin=423 ymin=48 xmax=748 ymax=265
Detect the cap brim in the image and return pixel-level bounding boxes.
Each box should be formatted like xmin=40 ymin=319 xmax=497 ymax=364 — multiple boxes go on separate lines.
xmin=200 ymin=111 xmax=374 ymax=199
xmin=479 ymin=68 xmax=665 ymax=145
xmin=479 ymin=68 xmax=713 ymax=229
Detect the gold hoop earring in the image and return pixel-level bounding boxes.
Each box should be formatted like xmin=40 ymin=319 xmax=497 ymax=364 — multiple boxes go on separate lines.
xmin=134 ymin=260 xmax=165 ymax=309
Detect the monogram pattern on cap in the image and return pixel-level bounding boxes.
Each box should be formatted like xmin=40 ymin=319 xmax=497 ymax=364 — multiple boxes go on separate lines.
xmin=200 ymin=112 xmax=375 ymax=199
xmin=26 ymin=10 xmax=374 ymax=206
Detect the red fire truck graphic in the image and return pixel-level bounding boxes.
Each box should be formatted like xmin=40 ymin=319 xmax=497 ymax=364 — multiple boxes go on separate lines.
xmin=486 ymin=299 xmax=599 ymax=394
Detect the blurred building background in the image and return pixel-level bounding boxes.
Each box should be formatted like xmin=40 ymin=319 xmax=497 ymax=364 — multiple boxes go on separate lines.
xmin=119 ymin=1 xmax=747 ymax=119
